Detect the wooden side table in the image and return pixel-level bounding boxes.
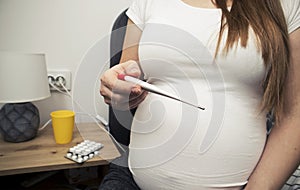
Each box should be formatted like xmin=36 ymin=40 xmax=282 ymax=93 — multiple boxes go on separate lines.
xmin=0 ymin=122 xmax=120 ymax=176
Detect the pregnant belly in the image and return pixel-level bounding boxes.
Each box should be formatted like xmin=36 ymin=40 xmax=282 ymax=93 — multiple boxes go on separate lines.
xmin=128 ymin=85 xmax=267 ymax=188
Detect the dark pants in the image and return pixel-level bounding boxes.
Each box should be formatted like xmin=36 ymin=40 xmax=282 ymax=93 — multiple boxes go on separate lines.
xmin=99 ymin=153 xmax=140 ymax=190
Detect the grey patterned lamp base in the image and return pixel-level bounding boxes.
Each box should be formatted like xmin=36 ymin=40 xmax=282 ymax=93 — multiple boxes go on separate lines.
xmin=0 ymin=102 xmax=40 ymax=143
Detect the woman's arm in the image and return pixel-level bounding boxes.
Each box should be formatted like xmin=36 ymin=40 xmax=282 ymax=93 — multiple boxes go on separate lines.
xmin=246 ymin=28 xmax=300 ymax=189
xmin=100 ymin=19 xmax=147 ymax=110
xmin=120 ymin=19 xmax=141 ymax=63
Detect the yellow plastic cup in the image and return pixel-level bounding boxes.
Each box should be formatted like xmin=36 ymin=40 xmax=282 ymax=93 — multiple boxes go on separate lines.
xmin=50 ymin=110 xmax=75 ymax=144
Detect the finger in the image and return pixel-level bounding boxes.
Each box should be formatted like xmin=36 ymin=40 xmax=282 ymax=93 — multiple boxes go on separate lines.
xmin=100 ymin=82 xmax=131 ymax=106
xmin=110 ymin=90 xmax=148 ymax=110
xmin=113 ymin=78 xmax=139 ymax=94
xmin=130 ymin=85 xmax=142 ymax=95
xmin=101 ymin=70 xmax=135 ymax=94
xmin=103 ymin=96 xmax=111 ymax=105
xmin=99 ymin=83 xmax=112 ymax=99
xmin=129 ymin=91 xmax=148 ymax=109
xmin=122 ymin=60 xmax=142 ymax=78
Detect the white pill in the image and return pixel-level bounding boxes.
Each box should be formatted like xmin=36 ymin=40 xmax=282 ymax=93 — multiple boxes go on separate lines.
xmin=83 ymin=145 xmax=88 ymax=150
xmin=77 ymin=157 xmax=83 ymax=163
xmin=85 ymin=148 xmax=91 ymax=153
xmin=89 ymin=153 xmax=94 ymax=158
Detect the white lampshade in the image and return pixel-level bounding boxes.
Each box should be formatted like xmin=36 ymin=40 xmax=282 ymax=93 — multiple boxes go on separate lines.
xmin=0 ymin=51 xmax=51 ymax=103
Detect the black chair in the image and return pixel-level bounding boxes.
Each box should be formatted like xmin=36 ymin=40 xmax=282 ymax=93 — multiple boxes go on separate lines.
xmin=108 ymin=8 xmax=136 ymax=149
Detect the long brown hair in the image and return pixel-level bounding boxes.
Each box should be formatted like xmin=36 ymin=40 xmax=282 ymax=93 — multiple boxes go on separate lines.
xmin=214 ymin=0 xmax=290 ymax=121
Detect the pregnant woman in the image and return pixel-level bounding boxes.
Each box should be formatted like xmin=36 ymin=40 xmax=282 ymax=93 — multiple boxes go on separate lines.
xmin=99 ymin=0 xmax=300 ymax=189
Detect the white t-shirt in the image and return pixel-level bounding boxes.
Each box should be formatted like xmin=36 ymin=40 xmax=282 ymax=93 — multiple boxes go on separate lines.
xmin=125 ymin=0 xmax=300 ymax=189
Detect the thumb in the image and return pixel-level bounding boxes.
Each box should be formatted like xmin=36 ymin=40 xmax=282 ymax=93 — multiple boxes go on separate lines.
xmin=123 ymin=60 xmax=141 ymax=78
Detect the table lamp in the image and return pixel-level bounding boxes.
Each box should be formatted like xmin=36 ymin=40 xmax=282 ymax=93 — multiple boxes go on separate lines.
xmin=0 ymin=52 xmax=51 ymax=143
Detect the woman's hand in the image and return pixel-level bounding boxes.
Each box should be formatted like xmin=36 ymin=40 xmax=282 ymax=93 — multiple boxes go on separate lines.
xmin=100 ymin=60 xmax=148 ymax=110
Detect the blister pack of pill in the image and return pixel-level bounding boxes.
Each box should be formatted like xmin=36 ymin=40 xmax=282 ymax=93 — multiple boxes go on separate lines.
xmin=65 ymin=140 xmax=104 ymax=164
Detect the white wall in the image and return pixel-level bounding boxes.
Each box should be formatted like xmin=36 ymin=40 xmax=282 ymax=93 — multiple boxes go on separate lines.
xmin=0 ymin=0 xmax=131 ymax=124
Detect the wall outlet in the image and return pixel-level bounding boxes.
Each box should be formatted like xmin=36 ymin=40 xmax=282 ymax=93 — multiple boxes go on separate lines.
xmin=48 ymin=70 xmax=72 ymax=91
